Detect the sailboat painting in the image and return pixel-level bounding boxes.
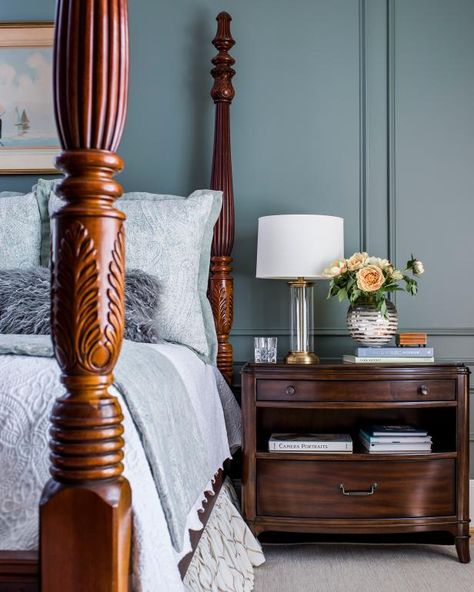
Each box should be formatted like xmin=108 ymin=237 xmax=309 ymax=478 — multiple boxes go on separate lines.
xmin=0 ymin=23 xmax=59 ymax=172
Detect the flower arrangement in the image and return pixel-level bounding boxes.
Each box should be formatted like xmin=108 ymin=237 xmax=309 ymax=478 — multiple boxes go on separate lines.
xmin=323 ymin=252 xmax=424 ymax=315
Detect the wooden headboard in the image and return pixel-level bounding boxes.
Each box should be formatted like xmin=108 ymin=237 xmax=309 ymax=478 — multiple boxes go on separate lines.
xmin=39 ymin=4 xmax=236 ymax=590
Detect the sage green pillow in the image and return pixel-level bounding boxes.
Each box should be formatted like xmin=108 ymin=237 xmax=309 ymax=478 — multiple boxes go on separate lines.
xmin=0 ymin=192 xmax=42 ymax=269
xmin=48 ymin=186 xmax=222 ymax=363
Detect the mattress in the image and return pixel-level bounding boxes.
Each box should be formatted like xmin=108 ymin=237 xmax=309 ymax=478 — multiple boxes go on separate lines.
xmin=0 ymin=340 xmax=241 ymax=592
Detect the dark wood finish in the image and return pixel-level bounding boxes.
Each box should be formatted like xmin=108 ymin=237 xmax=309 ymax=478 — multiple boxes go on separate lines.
xmin=209 ymin=12 xmax=236 ymax=384
xmin=242 ymin=362 xmax=470 ymax=562
xmin=257 ymin=459 xmax=455 ymax=518
xmin=39 ymin=1 xmax=132 ymax=591
xmin=256 ymin=378 xmax=455 ymax=402
xmin=0 ymin=552 xmax=38 ymax=592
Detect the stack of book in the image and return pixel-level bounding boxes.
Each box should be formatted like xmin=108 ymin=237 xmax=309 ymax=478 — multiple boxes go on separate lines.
xmin=343 ymin=346 xmax=434 ymax=364
xmin=359 ymin=425 xmax=432 ymax=454
xmin=268 ymin=433 xmax=353 ymax=454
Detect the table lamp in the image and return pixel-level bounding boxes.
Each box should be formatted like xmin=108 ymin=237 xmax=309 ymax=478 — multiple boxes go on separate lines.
xmin=256 ymin=214 xmax=344 ymax=364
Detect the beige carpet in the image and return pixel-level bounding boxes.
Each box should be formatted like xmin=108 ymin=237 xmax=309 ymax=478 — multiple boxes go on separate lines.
xmin=253 ymin=543 xmax=473 ymax=592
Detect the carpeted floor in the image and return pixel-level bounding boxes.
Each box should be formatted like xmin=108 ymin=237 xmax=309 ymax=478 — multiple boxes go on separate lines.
xmin=253 ymin=543 xmax=473 ymax=592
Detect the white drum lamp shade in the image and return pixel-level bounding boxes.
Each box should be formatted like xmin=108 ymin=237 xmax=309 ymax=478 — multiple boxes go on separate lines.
xmin=256 ymin=214 xmax=344 ymax=364
xmin=256 ymin=215 xmax=344 ymax=279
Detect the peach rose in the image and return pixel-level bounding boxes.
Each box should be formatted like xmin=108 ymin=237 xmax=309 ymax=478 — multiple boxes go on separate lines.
xmin=356 ymin=265 xmax=385 ymax=292
xmin=347 ymin=252 xmax=368 ymax=271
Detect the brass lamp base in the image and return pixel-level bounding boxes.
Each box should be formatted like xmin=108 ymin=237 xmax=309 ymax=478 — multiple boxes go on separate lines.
xmin=284 ymin=351 xmax=320 ymax=364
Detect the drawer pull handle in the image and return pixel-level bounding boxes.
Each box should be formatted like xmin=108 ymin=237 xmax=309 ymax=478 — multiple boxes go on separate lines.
xmin=339 ymin=482 xmax=378 ymax=496
xmin=286 ymin=385 xmax=296 ymax=396
xmin=419 ymin=384 xmax=429 ymax=396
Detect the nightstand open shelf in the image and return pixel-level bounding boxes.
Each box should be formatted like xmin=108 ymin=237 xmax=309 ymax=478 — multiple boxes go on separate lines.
xmin=241 ymin=362 xmax=470 ymax=563
xmin=256 ymin=450 xmax=458 ymax=462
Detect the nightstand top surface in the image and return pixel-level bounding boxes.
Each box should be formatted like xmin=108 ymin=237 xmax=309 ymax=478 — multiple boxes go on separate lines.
xmin=242 ymin=361 xmax=469 ymax=375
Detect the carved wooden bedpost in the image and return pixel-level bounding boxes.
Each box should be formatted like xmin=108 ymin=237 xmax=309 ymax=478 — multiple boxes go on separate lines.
xmin=209 ymin=12 xmax=236 ymax=384
xmin=39 ymin=1 xmax=131 ymax=591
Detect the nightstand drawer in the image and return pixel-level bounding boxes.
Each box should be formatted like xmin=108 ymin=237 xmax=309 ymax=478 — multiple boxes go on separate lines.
xmin=256 ymin=459 xmax=455 ymax=519
xmin=256 ymin=379 xmax=455 ymax=402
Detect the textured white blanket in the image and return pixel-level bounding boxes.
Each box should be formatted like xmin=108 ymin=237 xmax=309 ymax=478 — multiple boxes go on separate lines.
xmin=0 ymin=340 xmax=239 ymax=592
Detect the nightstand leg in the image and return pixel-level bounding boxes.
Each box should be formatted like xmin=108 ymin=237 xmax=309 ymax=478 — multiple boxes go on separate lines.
xmin=455 ymin=536 xmax=470 ymax=563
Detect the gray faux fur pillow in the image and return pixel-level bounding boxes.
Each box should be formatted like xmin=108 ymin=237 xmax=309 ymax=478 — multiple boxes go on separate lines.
xmin=0 ymin=267 xmax=162 ymax=343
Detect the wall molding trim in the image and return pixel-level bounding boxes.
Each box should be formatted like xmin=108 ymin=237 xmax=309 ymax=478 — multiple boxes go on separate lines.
xmin=232 ymin=327 xmax=474 ymax=337
xmin=386 ymin=0 xmax=396 ymax=265
xmin=358 ymin=0 xmax=368 ymax=252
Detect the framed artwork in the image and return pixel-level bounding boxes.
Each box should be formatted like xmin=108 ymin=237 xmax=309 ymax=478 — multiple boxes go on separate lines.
xmin=0 ymin=22 xmax=59 ymax=174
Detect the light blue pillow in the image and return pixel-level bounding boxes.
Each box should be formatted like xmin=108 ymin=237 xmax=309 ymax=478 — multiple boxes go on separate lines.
xmin=0 ymin=192 xmax=42 ymax=269
xmin=33 ymin=178 xmax=61 ymax=265
xmin=48 ymin=186 xmax=222 ymax=363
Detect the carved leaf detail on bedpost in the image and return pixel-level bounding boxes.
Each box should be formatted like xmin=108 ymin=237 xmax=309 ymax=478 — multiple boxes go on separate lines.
xmin=210 ymin=12 xmax=236 ymax=385
xmin=40 ymin=1 xmax=131 ymax=590
xmin=51 ymin=220 xmax=125 ymax=375
xmin=106 ymin=224 xmax=126 ymax=357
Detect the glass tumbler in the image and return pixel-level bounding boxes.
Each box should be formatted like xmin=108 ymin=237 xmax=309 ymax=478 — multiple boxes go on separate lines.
xmin=254 ymin=337 xmax=277 ymax=363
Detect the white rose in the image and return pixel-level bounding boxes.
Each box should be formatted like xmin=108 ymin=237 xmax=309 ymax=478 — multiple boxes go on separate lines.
xmin=365 ymin=256 xmax=390 ymax=270
xmin=413 ymin=260 xmax=424 ymax=275
xmin=391 ymin=269 xmax=404 ymax=281
xmin=323 ymin=259 xmax=347 ymax=278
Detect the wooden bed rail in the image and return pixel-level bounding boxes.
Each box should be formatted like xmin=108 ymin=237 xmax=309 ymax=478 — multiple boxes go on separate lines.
xmin=209 ymin=12 xmax=236 ymax=384
xmin=39 ymin=1 xmax=132 ymax=591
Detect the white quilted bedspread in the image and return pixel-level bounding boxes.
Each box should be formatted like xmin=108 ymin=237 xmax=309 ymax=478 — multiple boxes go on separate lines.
xmin=0 ymin=341 xmax=236 ymax=592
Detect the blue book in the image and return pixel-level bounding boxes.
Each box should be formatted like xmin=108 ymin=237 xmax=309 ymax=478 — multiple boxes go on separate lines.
xmin=355 ymin=347 xmax=433 ymax=358
xmin=361 ymin=425 xmax=429 ymax=438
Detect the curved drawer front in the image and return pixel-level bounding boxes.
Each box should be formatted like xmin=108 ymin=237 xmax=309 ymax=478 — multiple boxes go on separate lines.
xmin=256 ymin=459 xmax=455 ymax=519
xmin=256 ymin=379 xmax=456 ymax=402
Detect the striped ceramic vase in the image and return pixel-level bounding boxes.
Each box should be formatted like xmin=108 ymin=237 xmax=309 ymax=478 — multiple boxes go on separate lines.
xmin=346 ymin=299 xmax=398 ymax=346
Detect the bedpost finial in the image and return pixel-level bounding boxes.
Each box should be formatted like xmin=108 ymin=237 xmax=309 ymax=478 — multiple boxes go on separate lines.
xmin=214 ymin=12 xmax=234 ymax=51
xmin=211 ymin=12 xmax=235 ymax=103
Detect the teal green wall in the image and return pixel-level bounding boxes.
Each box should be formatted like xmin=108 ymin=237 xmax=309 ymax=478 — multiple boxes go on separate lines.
xmin=2 ymin=1 xmax=473 ymax=469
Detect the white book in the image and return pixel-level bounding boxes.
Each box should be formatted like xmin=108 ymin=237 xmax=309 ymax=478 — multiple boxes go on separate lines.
xmin=269 ymin=433 xmax=353 ymax=453
xmin=343 ymin=355 xmax=434 ymax=364
xmin=361 ymin=435 xmax=432 ymax=444
xmin=360 ymin=440 xmax=432 ymax=452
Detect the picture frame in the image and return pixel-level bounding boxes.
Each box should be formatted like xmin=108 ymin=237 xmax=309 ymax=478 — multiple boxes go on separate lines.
xmin=0 ymin=22 xmax=59 ymax=174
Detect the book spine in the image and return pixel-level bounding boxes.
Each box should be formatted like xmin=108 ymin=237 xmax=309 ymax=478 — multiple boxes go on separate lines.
xmin=362 ymin=436 xmax=432 ymax=444
xmin=355 ymin=347 xmax=434 ymax=358
xmin=344 ymin=356 xmax=434 ymax=364
xmin=361 ymin=442 xmax=432 ymax=451
xmin=269 ymin=442 xmax=352 ymax=452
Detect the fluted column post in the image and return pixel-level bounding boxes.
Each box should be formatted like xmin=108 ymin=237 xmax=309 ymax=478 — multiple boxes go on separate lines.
xmin=209 ymin=12 xmax=236 ymax=384
xmin=39 ymin=1 xmax=131 ymax=590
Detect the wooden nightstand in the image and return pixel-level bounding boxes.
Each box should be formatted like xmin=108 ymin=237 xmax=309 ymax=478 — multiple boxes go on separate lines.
xmin=241 ymin=362 xmax=470 ymax=562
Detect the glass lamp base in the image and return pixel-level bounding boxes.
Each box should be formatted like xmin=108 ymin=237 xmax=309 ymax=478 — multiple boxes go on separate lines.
xmin=284 ymin=351 xmax=320 ymax=364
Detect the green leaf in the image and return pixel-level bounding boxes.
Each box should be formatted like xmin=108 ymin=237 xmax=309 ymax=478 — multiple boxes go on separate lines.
xmin=338 ymin=288 xmax=347 ymax=303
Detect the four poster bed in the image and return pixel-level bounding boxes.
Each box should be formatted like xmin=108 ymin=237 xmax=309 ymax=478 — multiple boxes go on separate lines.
xmin=0 ymin=4 xmax=264 ymax=592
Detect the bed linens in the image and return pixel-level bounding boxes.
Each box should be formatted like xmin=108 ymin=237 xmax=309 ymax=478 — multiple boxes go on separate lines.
xmin=0 ymin=192 xmax=42 ymax=269
xmin=0 ymin=334 xmax=222 ymax=551
xmin=47 ymin=184 xmax=222 ymax=363
xmin=0 ymin=267 xmax=162 ymax=343
xmin=0 ymin=334 xmax=243 ymax=590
